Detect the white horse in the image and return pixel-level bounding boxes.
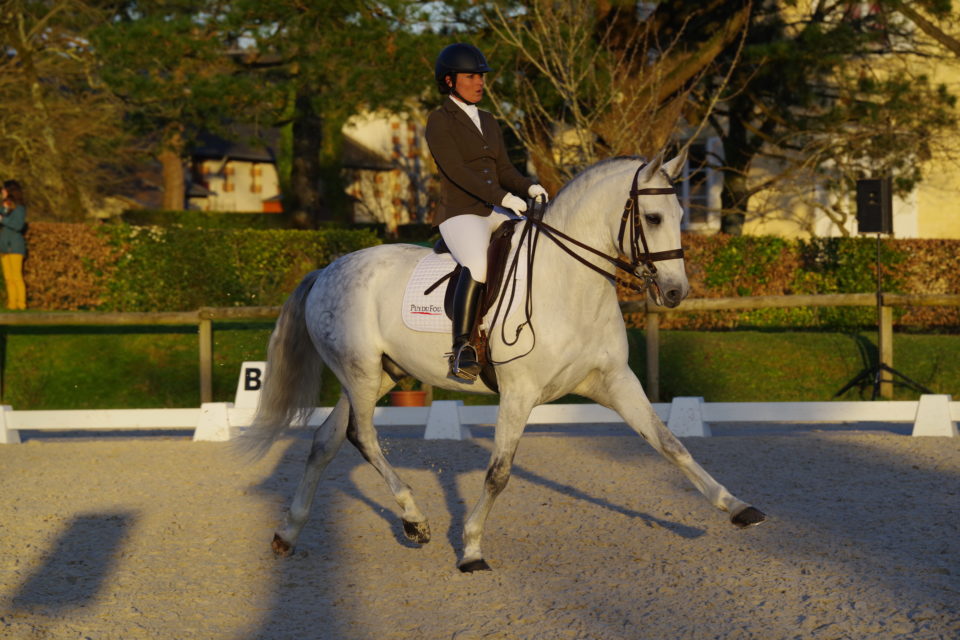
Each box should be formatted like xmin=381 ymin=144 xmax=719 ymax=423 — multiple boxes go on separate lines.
xmin=238 ymin=151 xmax=766 ymax=572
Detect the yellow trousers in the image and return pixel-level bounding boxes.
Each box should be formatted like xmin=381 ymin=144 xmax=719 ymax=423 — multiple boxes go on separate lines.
xmin=1 ymin=253 xmax=26 ymax=310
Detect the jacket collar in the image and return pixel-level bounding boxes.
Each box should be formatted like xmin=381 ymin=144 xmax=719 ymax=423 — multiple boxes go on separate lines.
xmin=443 ymin=96 xmax=488 ymax=143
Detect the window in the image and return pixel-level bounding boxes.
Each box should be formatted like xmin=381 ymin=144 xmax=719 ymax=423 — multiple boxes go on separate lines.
xmin=683 ymin=142 xmax=710 ymax=225
xmin=223 ymin=163 xmax=235 ymax=193
xmin=678 ymin=138 xmax=722 ymax=231
xmin=250 ymin=164 xmax=262 ymax=194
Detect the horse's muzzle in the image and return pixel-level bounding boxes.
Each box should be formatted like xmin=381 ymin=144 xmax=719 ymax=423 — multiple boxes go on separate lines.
xmin=661 ymin=287 xmax=686 ymax=308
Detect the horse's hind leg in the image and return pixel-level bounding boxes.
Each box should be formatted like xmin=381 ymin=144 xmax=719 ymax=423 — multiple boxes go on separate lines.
xmin=273 ymin=395 xmax=351 ymax=557
xmin=593 ymin=370 xmax=766 ymax=527
xmin=345 ymin=371 xmax=431 ymax=544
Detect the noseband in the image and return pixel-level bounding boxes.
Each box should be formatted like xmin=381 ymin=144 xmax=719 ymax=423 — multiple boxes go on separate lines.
xmin=528 ymin=162 xmax=685 ymax=294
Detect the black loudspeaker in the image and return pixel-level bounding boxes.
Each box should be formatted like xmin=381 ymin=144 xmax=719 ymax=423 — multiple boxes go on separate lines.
xmin=856 ymin=178 xmax=892 ymax=234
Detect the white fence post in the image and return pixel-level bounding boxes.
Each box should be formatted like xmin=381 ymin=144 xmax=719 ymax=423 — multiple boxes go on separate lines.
xmin=194 ymin=403 xmax=233 ymax=442
xmin=667 ymin=397 xmax=711 ymax=437
xmin=424 ymin=400 xmax=471 ymax=440
xmin=0 ymin=405 xmax=20 ymax=444
xmin=913 ymin=394 xmax=958 ymax=437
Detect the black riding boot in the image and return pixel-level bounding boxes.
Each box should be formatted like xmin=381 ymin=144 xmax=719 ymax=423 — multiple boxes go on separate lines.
xmin=449 ymin=267 xmax=484 ymax=381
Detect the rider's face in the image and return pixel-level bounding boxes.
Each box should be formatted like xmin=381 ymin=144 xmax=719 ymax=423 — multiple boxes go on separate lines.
xmin=448 ymin=72 xmax=485 ymax=103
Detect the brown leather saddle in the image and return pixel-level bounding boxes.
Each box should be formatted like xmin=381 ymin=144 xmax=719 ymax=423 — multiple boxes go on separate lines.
xmin=426 ymin=219 xmax=520 ymax=392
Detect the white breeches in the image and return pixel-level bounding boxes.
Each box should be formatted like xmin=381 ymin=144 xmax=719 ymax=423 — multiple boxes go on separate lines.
xmin=438 ymin=207 xmax=520 ymax=284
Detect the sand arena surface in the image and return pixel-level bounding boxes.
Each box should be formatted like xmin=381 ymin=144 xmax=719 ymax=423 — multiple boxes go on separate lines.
xmin=0 ymin=428 xmax=957 ymax=639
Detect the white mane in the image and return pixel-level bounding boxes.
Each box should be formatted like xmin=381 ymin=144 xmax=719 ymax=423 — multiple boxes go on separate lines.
xmin=545 ymin=156 xmax=648 ymax=231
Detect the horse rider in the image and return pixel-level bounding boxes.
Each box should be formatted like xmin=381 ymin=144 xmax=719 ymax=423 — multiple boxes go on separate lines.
xmin=425 ymin=42 xmax=549 ymax=381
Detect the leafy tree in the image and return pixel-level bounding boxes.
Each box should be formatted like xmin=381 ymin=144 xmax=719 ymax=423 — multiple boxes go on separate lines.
xmin=481 ymin=0 xmax=751 ymax=192
xmin=701 ymin=1 xmax=958 ymax=235
xmin=0 ymin=0 xmax=136 ymax=220
xmin=889 ymin=0 xmax=959 ymax=55
xmin=91 ymin=1 xmax=262 ymax=210
xmin=224 ymin=0 xmax=443 ymax=227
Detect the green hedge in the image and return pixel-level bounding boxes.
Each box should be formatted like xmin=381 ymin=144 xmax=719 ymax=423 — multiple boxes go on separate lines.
xmin=97 ymin=226 xmax=381 ymax=310
xmin=120 ymin=209 xmax=289 ymax=230
xmin=14 ymin=224 xmax=960 ymax=327
xmin=19 ymin=222 xmax=380 ymax=311
xmin=626 ymin=235 xmax=960 ymax=330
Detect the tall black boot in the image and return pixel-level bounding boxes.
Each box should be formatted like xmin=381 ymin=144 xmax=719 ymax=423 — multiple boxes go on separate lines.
xmin=449 ymin=267 xmax=484 ymax=381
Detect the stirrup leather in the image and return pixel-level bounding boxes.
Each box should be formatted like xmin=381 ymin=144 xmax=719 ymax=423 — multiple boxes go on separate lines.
xmin=448 ymin=342 xmax=480 ymax=381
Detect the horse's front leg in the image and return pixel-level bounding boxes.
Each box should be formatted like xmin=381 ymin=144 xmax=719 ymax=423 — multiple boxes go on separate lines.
xmin=590 ymin=369 xmax=766 ymax=527
xmin=459 ymin=393 xmax=535 ymax=572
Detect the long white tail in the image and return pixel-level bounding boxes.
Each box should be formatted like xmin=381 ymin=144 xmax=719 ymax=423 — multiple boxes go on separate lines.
xmin=235 ymin=270 xmax=326 ymax=460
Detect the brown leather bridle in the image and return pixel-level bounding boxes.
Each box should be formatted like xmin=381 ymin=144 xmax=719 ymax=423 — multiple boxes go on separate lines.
xmin=527 ymin=162 xmax=685 ymax=295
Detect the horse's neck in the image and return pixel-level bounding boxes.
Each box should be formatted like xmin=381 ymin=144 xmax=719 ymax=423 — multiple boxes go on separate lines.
xmin=549 ymin=162 xmax=637 ymax=244
xmin=542 ymin=167 xmax=633 ymax=271
xmin=531 ymin=168 xmax=632 ymax=300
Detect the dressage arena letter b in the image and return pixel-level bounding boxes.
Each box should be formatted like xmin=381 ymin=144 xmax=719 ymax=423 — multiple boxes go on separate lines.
xmin=245 ymin=367 xmax=263 ymax=391
xmin=234 ymin=361 xmax=267 ymax=408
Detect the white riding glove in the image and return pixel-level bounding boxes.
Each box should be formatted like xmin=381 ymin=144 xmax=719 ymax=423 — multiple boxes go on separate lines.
xmin=528 ymin=183 xmax=549 ymax=202
xmin=501 ymin=192 xmax=528 ymax=215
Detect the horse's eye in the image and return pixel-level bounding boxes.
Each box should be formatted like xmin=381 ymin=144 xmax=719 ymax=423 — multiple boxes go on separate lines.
xmin=645 ymin=213 xmax=662 ymax=226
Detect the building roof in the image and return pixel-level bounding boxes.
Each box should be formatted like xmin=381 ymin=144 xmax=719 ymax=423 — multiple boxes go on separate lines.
xmin=342 ymin=133 xmax=395 ymax=171
xmin=192 ymin=127 xmax=278 ymax=163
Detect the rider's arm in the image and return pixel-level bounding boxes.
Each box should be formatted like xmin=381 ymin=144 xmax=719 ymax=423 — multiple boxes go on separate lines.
xmin=486 ymin=114 xmax=535 ymax=197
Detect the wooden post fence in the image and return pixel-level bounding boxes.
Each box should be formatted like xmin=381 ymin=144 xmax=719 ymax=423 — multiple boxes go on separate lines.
xmin=0 ymin=293 xmax=955 ymax=404
xmin=622 ymin=293 xmax=960 ymax=402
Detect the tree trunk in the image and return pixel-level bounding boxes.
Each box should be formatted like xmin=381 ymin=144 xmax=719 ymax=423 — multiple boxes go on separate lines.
xmin=289 ymin=89 xmax=324 ymax=228
xmin=159 ymin=128 xmax=185 ymax=211
xmin=720 ymin=97 xmax=760 ymax=235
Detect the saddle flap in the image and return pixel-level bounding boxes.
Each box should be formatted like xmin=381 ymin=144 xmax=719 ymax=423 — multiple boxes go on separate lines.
xmin=437 ymin=218 xmax=521 ymax=321
xmin=481 ymin=219 xmax=521 ymax=316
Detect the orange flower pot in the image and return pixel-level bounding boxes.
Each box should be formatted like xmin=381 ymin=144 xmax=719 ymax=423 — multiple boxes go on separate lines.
xmin=389 ymin=390 xmax=428 ymax=407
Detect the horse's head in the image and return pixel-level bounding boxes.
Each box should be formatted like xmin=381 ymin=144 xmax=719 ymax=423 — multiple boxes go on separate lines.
xmin=623 ymin=151 xmax=690 ymax=309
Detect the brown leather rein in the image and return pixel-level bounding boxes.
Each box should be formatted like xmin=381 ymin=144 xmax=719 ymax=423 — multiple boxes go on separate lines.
xmin=485 ymin=162 xmax=685 ymax=367
xmin=527 ymin=163 xmax=685 ymax=294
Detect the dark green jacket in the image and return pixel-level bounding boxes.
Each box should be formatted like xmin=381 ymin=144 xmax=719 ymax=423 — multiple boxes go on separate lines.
xmin=425 ymin=97 xmax=534 ymax=225
xmin=0 ymin=204 xmax=26 ymax=254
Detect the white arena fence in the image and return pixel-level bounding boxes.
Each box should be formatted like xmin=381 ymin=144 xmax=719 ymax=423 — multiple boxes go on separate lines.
xmin=0 ymin=362 xmax=956 ymax=444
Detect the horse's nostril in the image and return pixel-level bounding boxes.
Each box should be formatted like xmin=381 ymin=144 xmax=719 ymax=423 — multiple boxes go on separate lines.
xmin=664 ymin=289 xmax=682 ymax=305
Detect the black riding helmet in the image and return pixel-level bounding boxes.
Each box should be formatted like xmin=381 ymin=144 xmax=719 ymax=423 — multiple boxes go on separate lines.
xmin=435 ymin=43 xmax=491 ymax=101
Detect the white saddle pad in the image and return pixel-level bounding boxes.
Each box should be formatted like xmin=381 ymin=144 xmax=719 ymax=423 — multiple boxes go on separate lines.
xmin=401 ymin=244 xmax=529 ymax=335
xmin=402 ymin=252 xmax=457 ymax=333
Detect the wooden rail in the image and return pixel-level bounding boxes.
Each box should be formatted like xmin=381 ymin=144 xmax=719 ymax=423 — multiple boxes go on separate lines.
xmin=0 ymin=307 xmax=281 ymax=403
xmin=0 ymin=294 xmax=956 ymax=404
xmin=623 ymin=293 xmax=960 ymax=401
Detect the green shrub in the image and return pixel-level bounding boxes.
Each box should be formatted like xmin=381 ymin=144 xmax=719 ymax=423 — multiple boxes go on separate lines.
xmin=14 ymin=223 xmax=960 ymax=329
xmin=95 ymin=225 xmax=380 ymax=311
xmin=623 ymin=234 xmax=959 ymax=330
xmin=119 ymin=209 xmax=289 ymax=229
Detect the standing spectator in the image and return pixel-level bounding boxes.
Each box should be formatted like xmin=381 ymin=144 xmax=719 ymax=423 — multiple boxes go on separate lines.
xmin=0 ymin=180 xmax=27 ymax=310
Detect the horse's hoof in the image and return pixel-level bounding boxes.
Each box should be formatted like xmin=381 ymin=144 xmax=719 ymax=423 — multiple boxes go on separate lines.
xmin=731 ymin=506 xmax=767 ymax=528
xmin=458 ymin=558 xmax=492 ymax=573
xmin=403 ymin=519 xmax=431 ymax=544
xmin=272 ymin=533 xmax=295 ymax=557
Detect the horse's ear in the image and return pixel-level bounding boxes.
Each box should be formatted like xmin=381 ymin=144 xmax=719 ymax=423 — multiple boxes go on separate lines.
xmin=662 ymin=147 xmax=688 ymax=182
xmin=639 ymin=153 xmax=664 ymax=181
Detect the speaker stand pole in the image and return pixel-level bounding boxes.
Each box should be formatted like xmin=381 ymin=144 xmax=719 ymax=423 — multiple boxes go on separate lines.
xmin=834 ymin=233 xmax=933 ymax=400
